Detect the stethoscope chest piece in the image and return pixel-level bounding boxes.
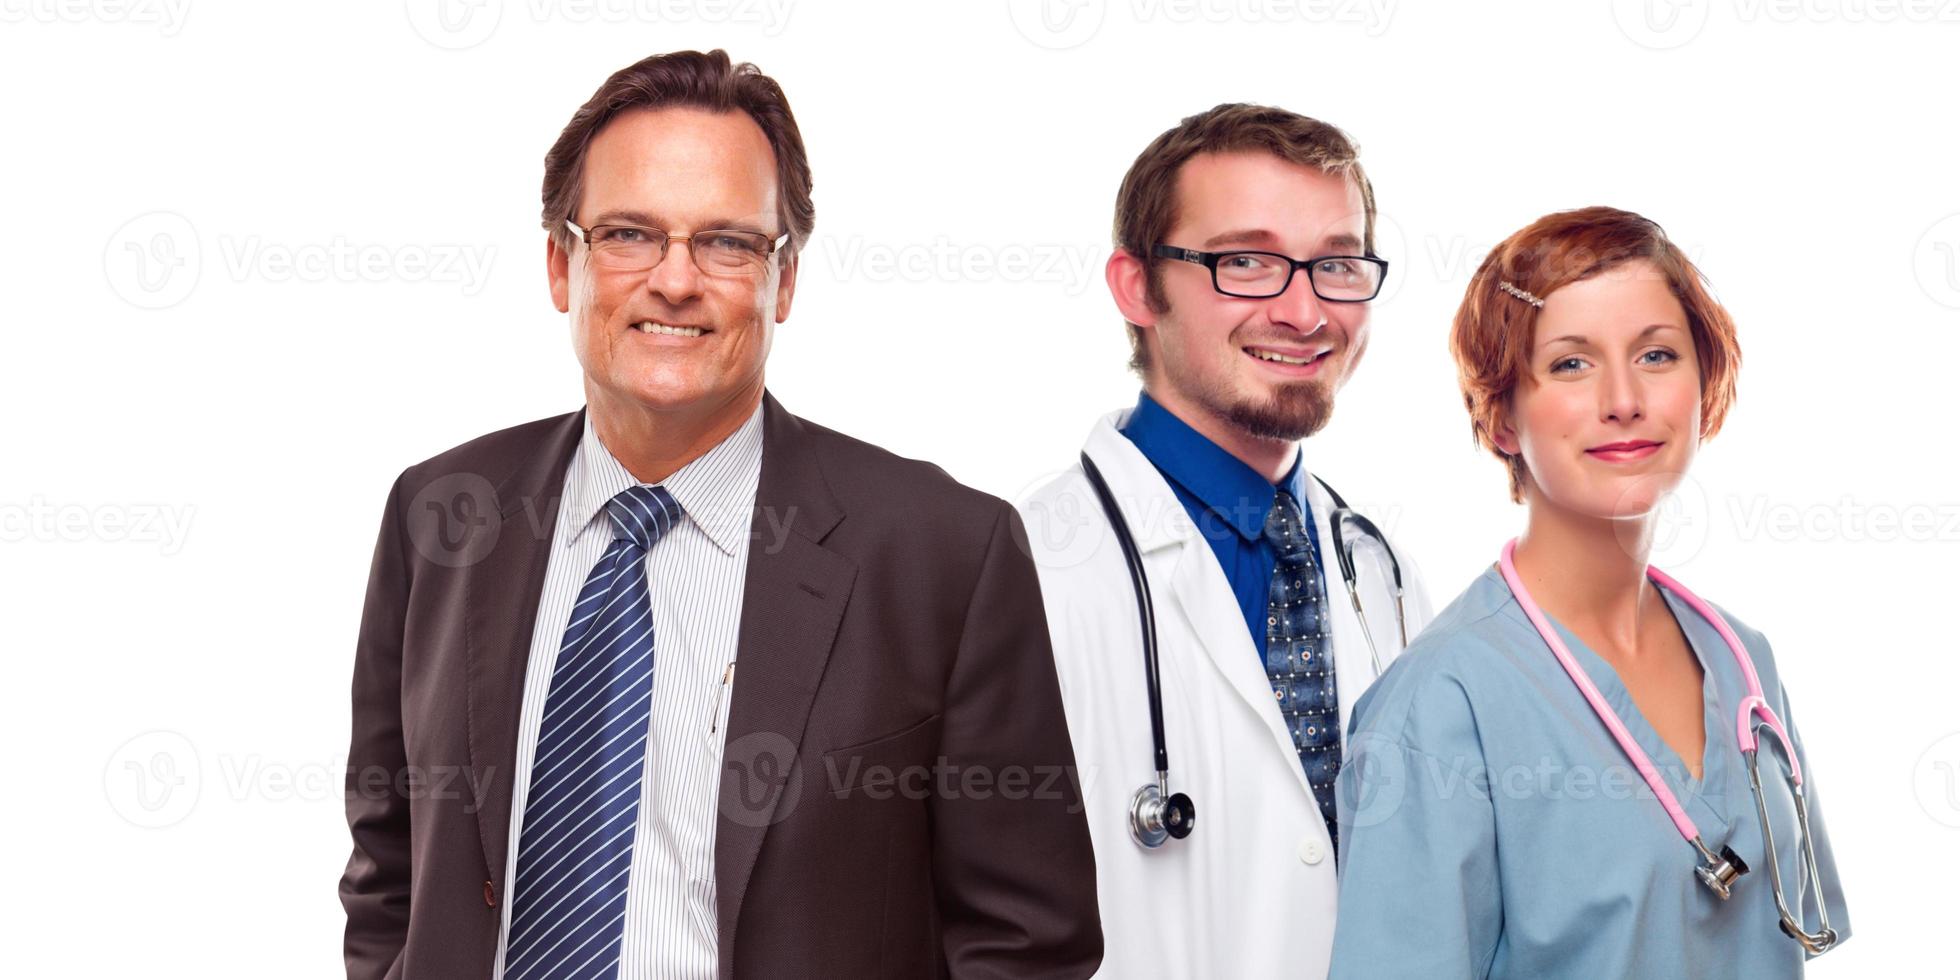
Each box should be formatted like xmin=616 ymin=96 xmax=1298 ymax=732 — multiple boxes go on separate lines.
xmin=1693 ymin=838 xmax=1749 ymax=900
xmin=1129 ymin=780 xmax=1196 ymax=849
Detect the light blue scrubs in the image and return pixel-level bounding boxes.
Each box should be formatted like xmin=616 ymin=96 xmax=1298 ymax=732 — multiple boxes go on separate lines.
xmin=1329 ymin=565 xmax=1851 ymax=979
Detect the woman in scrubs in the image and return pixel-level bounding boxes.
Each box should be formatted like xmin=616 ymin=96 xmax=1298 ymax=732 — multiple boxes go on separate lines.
xmin=1328 ymin=206 xmax=1850 ymax=978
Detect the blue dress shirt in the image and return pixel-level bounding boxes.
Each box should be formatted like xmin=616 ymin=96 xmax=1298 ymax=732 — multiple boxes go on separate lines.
xmin=1119 ymin=390 xmax=1328 ymax=663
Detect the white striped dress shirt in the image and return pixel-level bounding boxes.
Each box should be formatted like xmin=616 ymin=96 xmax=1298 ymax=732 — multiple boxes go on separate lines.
xmin=492 ymin=400 xmax=765 ymax=980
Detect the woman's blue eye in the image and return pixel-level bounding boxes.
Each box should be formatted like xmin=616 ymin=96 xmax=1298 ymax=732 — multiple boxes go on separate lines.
xmin=1640 ymin=349 xmax=1679 ymax=365
xmin=1551 ymin=357 xmax=1586 ymax=373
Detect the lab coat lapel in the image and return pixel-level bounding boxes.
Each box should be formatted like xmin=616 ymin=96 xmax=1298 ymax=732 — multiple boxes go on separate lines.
xmin=1162 ymin=537 xmax=1322 ymax=804
xmin=1082 ymin=416 xmax=1320 ymax=806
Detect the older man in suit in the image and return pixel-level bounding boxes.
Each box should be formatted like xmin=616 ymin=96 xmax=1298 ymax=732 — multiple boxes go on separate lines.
xmin=338 ymin=49 xmax=1100 ymax=980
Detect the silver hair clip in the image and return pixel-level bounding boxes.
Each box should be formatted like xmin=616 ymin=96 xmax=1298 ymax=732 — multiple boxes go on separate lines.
xmin=1498 ymin=281 xmax=1545 ymax=308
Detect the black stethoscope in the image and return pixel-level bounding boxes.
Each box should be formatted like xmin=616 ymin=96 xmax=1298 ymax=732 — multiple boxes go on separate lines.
xmin=1079 ymin=451 xmax=1410 ymax=849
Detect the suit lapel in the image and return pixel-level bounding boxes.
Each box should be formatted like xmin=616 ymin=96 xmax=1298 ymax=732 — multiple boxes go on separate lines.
xmin=714 ymin=392 xmax=855 ymax=975
xmin=466 ymin=408 xmax=584 ymax=896
xmin=453 ymin=393 xmax=854 ymax=967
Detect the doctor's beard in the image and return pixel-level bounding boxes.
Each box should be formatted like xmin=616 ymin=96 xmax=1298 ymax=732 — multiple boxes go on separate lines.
xmin=1220 ymin=380 xmax=1334 ymax=442
xmin=1164 ymin=350 xmax=1337 ymax=442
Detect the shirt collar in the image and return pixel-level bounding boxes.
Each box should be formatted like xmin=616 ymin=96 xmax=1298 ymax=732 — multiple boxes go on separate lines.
xmin=560 ymin=399 xmax=766 ymax=557
xmin=1119 ymin=389 xmax=1308 ymax=542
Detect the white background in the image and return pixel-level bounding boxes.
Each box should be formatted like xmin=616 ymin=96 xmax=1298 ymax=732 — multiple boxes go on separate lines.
xmin=3 ymin=1 xmax=1955 ymax=976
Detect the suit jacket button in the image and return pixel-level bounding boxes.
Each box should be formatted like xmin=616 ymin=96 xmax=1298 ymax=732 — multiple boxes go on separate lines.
xmin=484 ymin=880 xmax=496 ymax=907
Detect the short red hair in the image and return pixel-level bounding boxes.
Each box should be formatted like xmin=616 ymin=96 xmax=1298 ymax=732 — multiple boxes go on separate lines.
xmin=1450 ymin=206 xmax=1742 ymax=503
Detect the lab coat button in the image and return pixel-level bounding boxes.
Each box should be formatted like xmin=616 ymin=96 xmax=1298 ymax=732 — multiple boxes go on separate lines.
xmin=1299 ymin=838 xmax=1324 ymax=865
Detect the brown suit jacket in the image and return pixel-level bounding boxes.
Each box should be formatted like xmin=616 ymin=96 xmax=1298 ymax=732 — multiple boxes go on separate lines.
xmin=339 ymin=391 xmax=1101 ymax=979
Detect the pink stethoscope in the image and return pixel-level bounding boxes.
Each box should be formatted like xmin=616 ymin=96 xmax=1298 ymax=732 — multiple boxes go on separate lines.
xmin=1497 ymin=538 xmax=1839 ymax=954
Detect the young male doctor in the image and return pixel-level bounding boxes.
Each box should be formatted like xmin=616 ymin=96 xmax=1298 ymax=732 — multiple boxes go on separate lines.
xmin=1018 ymin=103 xmax=1435 ymax=979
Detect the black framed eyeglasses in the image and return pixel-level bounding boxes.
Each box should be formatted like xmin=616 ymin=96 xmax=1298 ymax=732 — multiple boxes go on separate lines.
xmin=1152 ymin=244 xmax=1389 ymax=302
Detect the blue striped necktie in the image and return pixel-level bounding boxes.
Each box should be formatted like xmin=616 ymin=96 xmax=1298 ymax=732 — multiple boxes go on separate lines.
xmin=505 ymin=484 xmax=684 ymax=980
xmin=1262 ymin=488 xmax=1342 ymax=858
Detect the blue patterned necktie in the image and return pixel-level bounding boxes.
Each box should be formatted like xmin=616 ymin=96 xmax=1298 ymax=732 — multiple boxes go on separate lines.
xmin=1262 ymin=488 xmax=1342 ymax=857
xmin=505 ymin=484 xmax=684 ymax=980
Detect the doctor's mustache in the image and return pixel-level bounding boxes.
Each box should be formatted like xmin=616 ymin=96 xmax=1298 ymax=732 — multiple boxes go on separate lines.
xmin=1219 ymin=326 xmax=1352 ymax=441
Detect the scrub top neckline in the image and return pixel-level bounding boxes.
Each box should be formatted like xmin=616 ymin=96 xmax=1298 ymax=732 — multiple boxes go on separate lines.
xmin=1486 ymin=564 xmax=1736 ymax=837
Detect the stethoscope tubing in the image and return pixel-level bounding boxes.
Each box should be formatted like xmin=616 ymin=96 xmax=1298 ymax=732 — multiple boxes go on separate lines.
xmin=1080 ymin=452 xmax=1169 ymax=776
xmin=1079 ymin=449 xmax=1406 ymax=847
xmin=1496 ymin=537 xmax=1794 ymax=841
xmin=1495 ymin=537 xmax=1837 ymax=950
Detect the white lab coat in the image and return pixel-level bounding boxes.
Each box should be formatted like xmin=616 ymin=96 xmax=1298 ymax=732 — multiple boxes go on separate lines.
xmin=1017 ymin=408 xmax=1437 ymax=980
